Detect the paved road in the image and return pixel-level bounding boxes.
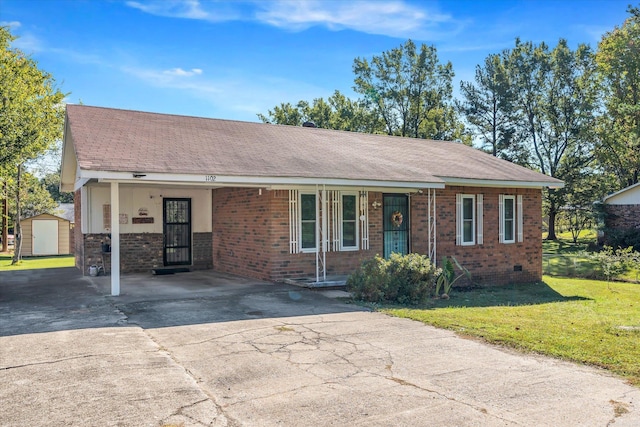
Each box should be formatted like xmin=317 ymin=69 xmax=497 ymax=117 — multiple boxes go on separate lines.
xmin=1 ymin=268 xmax=638 ymax=426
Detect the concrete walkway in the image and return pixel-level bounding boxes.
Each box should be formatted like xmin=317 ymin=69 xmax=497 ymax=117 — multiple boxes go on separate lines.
xmin=1 ymin=268 xmax=638 ymax=426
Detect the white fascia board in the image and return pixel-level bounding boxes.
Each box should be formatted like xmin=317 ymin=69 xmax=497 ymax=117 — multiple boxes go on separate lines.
xmin=440 ymin=177 xmax=565 ymax=189
xmin=81 ymin=169 xmax=445 ymax=189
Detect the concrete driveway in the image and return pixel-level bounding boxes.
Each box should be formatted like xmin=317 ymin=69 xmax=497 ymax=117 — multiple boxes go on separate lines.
xmin=1 ymin=268 xmax=638 ymax=426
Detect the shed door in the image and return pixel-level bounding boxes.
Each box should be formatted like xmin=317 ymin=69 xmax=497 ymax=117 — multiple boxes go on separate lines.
xmin=383 ymin=195 xmax=409 ymax=258
xmin=32 ymin=219 xmax=59 ymax=255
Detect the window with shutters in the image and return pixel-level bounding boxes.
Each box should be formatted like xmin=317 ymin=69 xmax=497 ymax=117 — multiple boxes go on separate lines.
xmin=456 ymin=193 xmax=483 ymax=246
xmin=499 ymin=194 xmax=523 ymax=244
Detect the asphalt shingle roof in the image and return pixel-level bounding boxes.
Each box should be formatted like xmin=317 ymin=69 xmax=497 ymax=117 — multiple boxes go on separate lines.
xmin=65 ymin=105 xmax=562 ymax=187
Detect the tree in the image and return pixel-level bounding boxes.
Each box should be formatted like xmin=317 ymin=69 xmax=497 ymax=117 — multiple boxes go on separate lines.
xmin=5 ymin=171 xmax=57 ymax=220
xmin=458 ymin=52 xmax=527 ymax=162
xmin=595 ymin=6 xmax=640 ymax=189
xmin=352 ymin=39 xmax=468 ymax=143
xmin=506 ymin=39 xmax=599 ymax=240
xmin=258 ymin=90 xmax=382 ymax=132
xmin=0 ymin=26 xmax=65 ymax=263
xmin=41 ymin=169 xmax=74 ymax=203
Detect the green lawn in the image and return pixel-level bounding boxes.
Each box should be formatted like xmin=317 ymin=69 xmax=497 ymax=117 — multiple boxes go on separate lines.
xmin=542 ymin=230 xmax=640 ymax=281
xmin=382 ymin=276 xmax=640 ymax=386
xmin=0 ymin=254 xmax=75 ymax=271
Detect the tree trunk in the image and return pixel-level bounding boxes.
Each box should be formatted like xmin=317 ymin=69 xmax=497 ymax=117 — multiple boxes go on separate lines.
xmin=1 ymin=180 xmax=7 ymax=253
xmin=546 ymin=208 xmax=558 ymax=241
xmin=11 ymin=164 xmax=22 ymax=265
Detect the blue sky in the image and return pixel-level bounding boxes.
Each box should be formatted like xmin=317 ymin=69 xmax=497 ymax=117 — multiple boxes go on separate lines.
xmin=1 ymin=0 xmax=634 ymax=123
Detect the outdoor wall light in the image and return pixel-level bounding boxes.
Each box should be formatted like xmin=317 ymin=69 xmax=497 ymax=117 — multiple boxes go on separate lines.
xmin=132 ymin=173 xmax=146 ymax=178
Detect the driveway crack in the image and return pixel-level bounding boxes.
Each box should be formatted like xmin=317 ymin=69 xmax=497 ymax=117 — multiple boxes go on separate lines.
xmin=142 ymin=329 xmax=241 ymax=427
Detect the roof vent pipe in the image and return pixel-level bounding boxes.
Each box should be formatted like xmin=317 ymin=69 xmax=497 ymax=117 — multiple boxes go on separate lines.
xmin=302 ymin=121 xmax=317 ymax=128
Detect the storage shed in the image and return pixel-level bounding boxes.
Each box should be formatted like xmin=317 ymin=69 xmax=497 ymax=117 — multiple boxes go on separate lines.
xmin=21 ymin=213 xmax=73 ymax=256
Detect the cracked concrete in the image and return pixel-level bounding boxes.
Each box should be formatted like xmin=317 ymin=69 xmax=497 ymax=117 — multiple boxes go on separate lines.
xmin=1 ymin=268 xmax=639 ymax=426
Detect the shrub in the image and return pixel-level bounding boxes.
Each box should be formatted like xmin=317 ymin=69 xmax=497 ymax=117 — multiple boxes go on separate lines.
xmin=603 ymin=228 xmax=640 ymax=252
xmin=590 ymin=245 xmax=638 ymax=282
xmin=345 ymin=255 xmax=387 ymax=302
xmin=346 ymin=253 xmax=437 ymax=305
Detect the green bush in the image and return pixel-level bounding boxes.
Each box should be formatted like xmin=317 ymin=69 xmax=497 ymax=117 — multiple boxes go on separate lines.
xmin=346 ymin=253 xmax=437 ymax=305
xmin=604 ymin=228 xmax=640 ymax=252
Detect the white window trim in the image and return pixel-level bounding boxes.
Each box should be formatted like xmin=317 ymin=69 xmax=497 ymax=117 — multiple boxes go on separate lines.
xmin=299 ymin=191 xmax=318 ymax=253
xmin=339 ymin=191 xmax=359 ymax=251
xmin=500 ymin=194 xmax=522 ymax=244
xmin=456 ymin=194 xmax=476 ymax=246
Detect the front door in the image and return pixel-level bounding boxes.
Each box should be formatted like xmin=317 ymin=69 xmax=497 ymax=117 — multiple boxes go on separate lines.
xmin=383 ymin=194 xmax=409 ymax=258
xmin=163 ymin=198 xmax=192 ymax=266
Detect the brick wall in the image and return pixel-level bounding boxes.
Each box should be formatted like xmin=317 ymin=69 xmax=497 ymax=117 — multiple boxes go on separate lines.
xmin=211 ymin=187 xmax=543 ymax=285
xmin=212 ymin=188 xmax=273 ymax=279
xmin=605 ymin=204 xmax=640 ymax=230
xmin=80 ymin=232 xmax=212 ymax=274
xmin=420 ymin=186 xmax=542 ymax=286
xmin=212 ymin=188 xmax=383 ymax=281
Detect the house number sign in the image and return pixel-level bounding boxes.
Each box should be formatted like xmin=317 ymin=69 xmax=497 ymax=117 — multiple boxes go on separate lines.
xmin=205 ymin=175 xmax=217 ymax=182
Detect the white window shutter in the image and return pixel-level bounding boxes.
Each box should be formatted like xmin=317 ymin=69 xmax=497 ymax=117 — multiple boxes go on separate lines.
xmin=498 ymin=194 xmax=504 ymax=244
xmin=517 ymin=195 xmax=523 ymax=242
xmin=476 ymin=194 xmax=483 ymax=245
xmin=455 ymin=193 xmax=462 ymax=246
xmin=360 ymin=191 xmax=369 ymax=250
xmin=289 ymin=190 xmax=299 ymax=253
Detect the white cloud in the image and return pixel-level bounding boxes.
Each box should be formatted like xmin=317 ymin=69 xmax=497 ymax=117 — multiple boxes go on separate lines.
xmin=163 ymin=67 xmax=203 ymax=77
xmin=255 ymin=0 xmax=459 ymax=39
xmin=122 ymin=65 xmax=219 ymax=93
xmin=0 ymin=21 xmax=21 ymax=28
xmin=126 ymin=0 xmax=241 ymax=22
xmin=120 ymin=63 xmax=329 ymax=120
xmin=125 ymin=0 xmax=465 ymax=40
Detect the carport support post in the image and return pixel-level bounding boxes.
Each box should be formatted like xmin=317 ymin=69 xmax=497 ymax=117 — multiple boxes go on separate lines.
xmin=110 ymin=182 xmax=120 ymax=296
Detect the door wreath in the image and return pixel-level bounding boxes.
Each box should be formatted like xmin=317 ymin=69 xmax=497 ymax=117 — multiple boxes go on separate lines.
xmin=391 ymin=210 xmax=403 ymax=227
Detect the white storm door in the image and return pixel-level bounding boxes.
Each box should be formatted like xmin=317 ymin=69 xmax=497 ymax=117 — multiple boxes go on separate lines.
xmin=32 ymin=219 xmax=59 ymax=255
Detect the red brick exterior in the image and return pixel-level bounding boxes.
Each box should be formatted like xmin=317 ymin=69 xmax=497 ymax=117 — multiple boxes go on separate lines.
xmin=605 ymin=204 xmax=640 ymax=231
xmin=212 ymin=188 xmax=383 ymax=281
xmin=420 ymin=187 xmax=543 ymax=286
xmin=76 ymin=185 xmax=544 ymax=285
xmin=211 ymin=186 xmax=542 ymax=285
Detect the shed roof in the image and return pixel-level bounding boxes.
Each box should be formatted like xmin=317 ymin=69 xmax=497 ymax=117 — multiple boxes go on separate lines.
xmin=61 ymin=105 xmax=563 ymax=190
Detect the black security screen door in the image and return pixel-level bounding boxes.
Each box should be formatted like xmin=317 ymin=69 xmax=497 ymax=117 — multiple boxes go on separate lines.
xmin=383 ymin=194 xmax=409 ymax=258
xmin=163 ymin=198 xmax=192 ymax=266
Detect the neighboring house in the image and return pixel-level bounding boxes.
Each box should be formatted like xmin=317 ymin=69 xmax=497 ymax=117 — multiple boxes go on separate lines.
xmin=602 ymin=182 xmax=640 ymax=240
xmin=21 ymin=213 xmax=73 ymax=256
xmin=60 ymin=105 xmax=563 ymax=295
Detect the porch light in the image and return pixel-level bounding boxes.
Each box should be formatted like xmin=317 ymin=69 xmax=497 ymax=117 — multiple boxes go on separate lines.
xmin=132 ymin=173 xmax=146 ymax=178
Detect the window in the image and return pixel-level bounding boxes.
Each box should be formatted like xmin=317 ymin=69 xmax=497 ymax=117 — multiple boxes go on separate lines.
xmin=340 ymin=193 xmax=358 ymax=250
xmin=300 ymin=193 xmax=316 ymax=251
xmin=500 ymin=194 xmax=523 ymax=244
xmin=456 ymin=193 xmax=483 ymax=246
xmin=456 ymin=194 xmax=475 ymax=245
xmin=288 ymin=189 xmax=368 ymax=254
xmin=503 ymin=196 xmax=515 ymax=243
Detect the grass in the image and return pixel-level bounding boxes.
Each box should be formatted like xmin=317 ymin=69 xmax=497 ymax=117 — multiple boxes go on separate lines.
xmin=0 ymin=254 xmax=75 ymax=271
xmin=382 ymin=276 xmax=640 ymax=386
xmin=542 ymin=230 xmax=640 ymax=281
